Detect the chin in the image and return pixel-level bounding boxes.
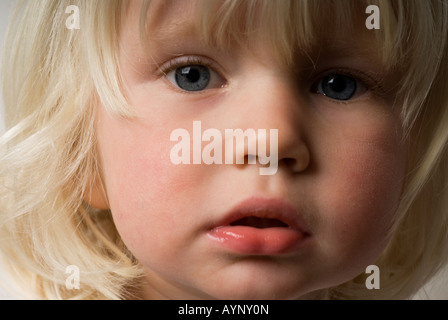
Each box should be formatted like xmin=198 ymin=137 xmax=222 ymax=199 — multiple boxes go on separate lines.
xmin=208 ymin=285 xmax=322 ymax=300
xmin=199 ymin=269 xmax=321 ymax=300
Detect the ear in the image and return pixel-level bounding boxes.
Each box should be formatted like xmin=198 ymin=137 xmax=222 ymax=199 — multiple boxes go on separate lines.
xmin=84 ymin=175 xmax=109 ymax=210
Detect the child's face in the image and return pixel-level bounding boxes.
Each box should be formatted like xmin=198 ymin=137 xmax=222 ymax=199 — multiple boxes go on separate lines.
xmin=94 ymin=0 xmax=408 ymax=299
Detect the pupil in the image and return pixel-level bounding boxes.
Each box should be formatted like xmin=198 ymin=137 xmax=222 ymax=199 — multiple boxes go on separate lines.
xmin=182 ymin=67 xmax=200 ymax=83
xmin=328 ymin=76 xmax=346 ymax=92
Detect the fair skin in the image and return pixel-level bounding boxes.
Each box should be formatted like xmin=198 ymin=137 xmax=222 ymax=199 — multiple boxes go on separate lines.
xmin=92 ymin=0 xmax=408 ymax=299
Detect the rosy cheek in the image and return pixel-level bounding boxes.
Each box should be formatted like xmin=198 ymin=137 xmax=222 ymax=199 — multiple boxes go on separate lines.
xmin=314 ymin=118 xmax=407 ymax=267
xmin=96 ymin=113 xmax=201 ymax=249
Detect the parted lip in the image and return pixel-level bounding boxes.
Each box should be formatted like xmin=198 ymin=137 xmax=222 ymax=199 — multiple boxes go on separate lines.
xmin=209 ymin=196 xmax=311 ymax=234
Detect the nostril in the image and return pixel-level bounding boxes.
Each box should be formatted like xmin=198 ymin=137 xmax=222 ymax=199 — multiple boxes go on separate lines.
xmin=281 ymin=157 xmax=308 ymax=173
xmin=283 ymin=158 xmax=297 ymax=167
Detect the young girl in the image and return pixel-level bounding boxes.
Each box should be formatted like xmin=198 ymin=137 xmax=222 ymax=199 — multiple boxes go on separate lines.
xmin=1 ymin=0 xmax=447 ymax=300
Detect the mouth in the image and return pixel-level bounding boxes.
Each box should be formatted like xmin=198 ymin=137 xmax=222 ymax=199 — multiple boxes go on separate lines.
xmin=230 ymin=217 xmax=289 ymax=229
xmin=207 ymin=197 xmax=311 ymax=255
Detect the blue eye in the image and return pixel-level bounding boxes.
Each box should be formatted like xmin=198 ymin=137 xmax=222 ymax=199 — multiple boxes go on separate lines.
xmin=315 ymin=74 xmax=358 ymax=101
xmin=165 ymin=61 xmax=226 ymax=92
xmin=172 ymin=65 xmax=211 ymax=92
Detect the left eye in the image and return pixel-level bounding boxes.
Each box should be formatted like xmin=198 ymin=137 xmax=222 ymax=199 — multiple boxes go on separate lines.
xmin=167 ymin=65 xmax=223 ymax=92
xmin=314 ymin=74 xmax=362 ymax=101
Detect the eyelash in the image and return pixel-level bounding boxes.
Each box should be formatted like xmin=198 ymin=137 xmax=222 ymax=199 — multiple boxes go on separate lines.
xmin=158 ymin=56 xmax=218 ymax=77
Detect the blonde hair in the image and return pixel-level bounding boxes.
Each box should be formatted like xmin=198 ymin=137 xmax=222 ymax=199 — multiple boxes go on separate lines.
xmin=0 ymin=0 xmax=447 ymax=299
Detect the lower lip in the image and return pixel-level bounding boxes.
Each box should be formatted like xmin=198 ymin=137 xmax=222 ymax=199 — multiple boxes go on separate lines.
xmin=207 ymin=226 xmax=307 ymax=255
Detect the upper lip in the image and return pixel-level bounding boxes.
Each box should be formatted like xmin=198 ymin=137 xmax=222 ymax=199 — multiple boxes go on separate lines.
xmin=210 ymin=197 xmax=310 ymax=233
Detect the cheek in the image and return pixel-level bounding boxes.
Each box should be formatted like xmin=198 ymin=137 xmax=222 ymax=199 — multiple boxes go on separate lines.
xmin=325 ymin=143 xmax=404 ymax=239
xmin=311 ymin=111 xmax=407 ymax=274
xmin=95 ymin=112 xmax=199 ymax=258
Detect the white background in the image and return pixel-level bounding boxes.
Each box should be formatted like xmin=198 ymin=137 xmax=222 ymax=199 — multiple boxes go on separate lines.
xmin=0 ymin=0 xmax=447 ymax=300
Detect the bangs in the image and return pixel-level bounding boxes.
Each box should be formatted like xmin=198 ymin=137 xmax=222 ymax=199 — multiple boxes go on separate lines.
xmin=197 ymin=0 xmax=362 ymax=67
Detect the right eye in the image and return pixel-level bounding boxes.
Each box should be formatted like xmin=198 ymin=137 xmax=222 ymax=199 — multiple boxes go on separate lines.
xmin=313 ymin=74 xmax=360 ymax=101
xmin=164 ymin=59 xmax=226 ymax=92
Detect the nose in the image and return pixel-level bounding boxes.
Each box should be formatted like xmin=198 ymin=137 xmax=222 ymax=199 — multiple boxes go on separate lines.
xmin=228 ymin=70 xmax=311 ymax=175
